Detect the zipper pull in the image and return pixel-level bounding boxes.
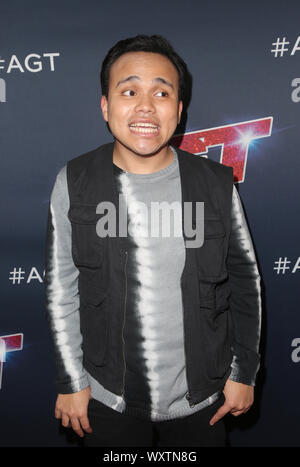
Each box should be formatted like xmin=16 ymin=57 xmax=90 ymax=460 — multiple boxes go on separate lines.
xmin=186 ymin=392 xmax=195 ymax=408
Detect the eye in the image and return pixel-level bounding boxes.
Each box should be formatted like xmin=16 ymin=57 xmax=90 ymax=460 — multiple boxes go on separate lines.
xmin=156 ymin=91 xmax=169 ymax=97
xmin=122 ymin=89 xmax=135 ymax=96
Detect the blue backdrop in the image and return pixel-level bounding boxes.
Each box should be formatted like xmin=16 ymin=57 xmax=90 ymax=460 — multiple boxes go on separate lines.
xmin=1 ymin=0 xmax=299 ymax=447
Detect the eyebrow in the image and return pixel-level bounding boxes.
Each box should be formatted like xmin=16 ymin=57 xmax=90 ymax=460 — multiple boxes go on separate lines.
xmin=116 ymin=75 xmax=174 ymax=90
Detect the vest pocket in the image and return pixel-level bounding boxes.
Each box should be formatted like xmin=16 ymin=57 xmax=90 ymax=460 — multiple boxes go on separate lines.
xmin=215 ymin=283 xmax=231 ymax=312
xmin=198 ymin=279 xmax=231 ymax=317
xmin=198 ymin=280 xmax=233 ymax=379
xmin=80 ymin=295 xmax=109 ymax=366
xmin=194 ymin=218 xmax=226 ymax=280
xmin=68 ymin=204 xmax=104 ymax=267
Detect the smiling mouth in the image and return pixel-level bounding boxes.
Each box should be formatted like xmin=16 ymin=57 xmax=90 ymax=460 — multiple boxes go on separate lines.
xmin=129 ymin=123 xmax=159 ymax=135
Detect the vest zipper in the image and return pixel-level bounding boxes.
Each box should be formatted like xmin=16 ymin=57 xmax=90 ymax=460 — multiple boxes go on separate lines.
xmin=121 ymin=250 xmax=128 ymax=394
xmin=181 ymin=276 xmax=195 ymax=408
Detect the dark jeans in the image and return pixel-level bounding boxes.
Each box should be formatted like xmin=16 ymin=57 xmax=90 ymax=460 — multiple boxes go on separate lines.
xmin=84 ymin=393 xmax=227 ymax=447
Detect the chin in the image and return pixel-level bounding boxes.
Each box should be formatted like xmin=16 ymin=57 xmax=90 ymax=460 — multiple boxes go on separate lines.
xmin=120 ymin=139 xmax=164 ymax=156
xmin=134 ymin=146 xmax=164 ymax=157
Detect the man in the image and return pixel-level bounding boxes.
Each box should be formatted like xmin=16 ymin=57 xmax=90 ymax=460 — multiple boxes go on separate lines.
xmin=45 ymin=34 xmax=262 ymax=447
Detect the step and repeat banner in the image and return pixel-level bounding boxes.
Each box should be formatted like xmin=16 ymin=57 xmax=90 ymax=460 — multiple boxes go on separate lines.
xmin=1 ymin=0 xmax=299 ymax=447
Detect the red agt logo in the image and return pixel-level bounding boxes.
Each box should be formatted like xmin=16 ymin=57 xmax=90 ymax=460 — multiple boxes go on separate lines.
xmin=0 ymin=333 xmax=23 ymax=389
xmin=171 ymin=117 xmax=273 ymax=182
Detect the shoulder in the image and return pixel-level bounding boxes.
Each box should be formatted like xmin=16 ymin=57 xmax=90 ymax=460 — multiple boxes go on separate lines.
xmin=50 ymin=164 xmax=69 ymax=211
xmin=64 ymin=142 xmax=114 ymax=186
xmin=50 ymin=164 xmax=67 ymax=196
xmin=175 ymin=146 xmax=233 ymax=179
xmin=67 ymin=142 xmax=113 ymax=169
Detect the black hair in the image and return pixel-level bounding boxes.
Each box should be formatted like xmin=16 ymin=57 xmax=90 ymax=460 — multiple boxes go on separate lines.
xmin=100 ymin=34 xmax=191 ymax=109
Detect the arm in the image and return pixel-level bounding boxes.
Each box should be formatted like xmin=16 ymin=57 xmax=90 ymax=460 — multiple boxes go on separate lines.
xmin=209 ymin=184 xmax=262 ymax=425
xmin=44 ymin=166 xmax=92 ymax=437
xmin=227 ymin=184 xmax=262 ymax=386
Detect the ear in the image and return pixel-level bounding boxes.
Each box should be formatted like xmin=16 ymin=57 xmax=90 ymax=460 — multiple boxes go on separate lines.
xmin=100 ymin=95 xmax=108 ymax=122
xmin=178 ymin=100 xmax=183 ymax=124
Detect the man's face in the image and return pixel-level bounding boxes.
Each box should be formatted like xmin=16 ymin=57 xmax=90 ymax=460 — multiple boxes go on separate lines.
xmin=101 ymin=51 xmax=183 ymax=157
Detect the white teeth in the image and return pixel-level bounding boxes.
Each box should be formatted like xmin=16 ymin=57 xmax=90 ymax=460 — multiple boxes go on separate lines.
xmin=130 ymin=123 xmax=158 ymax=128
xmin=129 ymin=123 xmax=158 ymax=133
xmin=130 ymin=127 xmax=158 ymax=133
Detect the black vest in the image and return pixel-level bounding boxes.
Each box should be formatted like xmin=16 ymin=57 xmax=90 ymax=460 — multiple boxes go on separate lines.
xmin=66 ymin=142 xmax=234 ymax=406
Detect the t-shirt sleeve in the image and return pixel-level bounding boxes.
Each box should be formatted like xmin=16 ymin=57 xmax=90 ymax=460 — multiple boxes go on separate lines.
xmin=44 ymin=165 xmax=89 ymax=394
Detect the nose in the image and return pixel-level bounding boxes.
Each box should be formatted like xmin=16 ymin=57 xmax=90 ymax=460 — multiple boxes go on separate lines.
xmin=135 ymin=93 xmax=155 ymax=113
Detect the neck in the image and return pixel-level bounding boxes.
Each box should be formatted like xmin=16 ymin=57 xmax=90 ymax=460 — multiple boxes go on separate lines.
xmin=113 ymin=142 xmax=174 ymax=174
